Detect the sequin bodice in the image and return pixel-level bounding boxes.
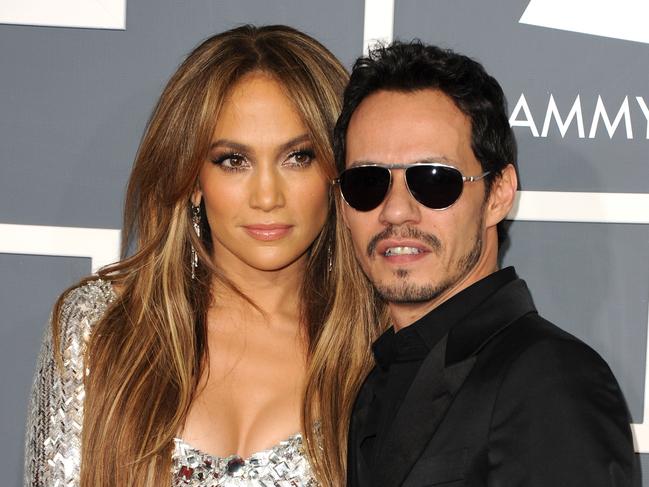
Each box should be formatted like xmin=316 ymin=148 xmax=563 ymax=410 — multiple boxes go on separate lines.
xmin=23 ymin=280 xmax=318 ymax=486
xmin=172 ymin=435 xmax=315 ymax=486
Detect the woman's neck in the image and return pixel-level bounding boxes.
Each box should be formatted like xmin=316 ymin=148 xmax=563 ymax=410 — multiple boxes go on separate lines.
xmin=210 ymin=257 xmax=306 ymax=318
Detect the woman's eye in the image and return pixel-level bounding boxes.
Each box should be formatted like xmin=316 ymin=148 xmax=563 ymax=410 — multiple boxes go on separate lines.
xmin=286 ymin=149 xmax=316 ymax=167
xmin=212 ymin=153 xmax=249 ymax=171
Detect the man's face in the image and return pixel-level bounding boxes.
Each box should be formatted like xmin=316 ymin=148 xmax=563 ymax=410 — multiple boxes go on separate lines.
xmin=342 ymin=89 xmax=491 ymax=305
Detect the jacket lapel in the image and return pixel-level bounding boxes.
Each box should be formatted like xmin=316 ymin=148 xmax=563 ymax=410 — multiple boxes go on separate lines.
xmin=372 ymin=278 xmax=537 ymax=487
xmin=445 ymin=278 xmax=537 ymax=365
xmin=374 ymin=335 xmax=476 ymax=487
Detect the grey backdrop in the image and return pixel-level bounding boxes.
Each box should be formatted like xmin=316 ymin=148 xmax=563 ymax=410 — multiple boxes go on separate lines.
xmin=2 ymin=0 xmax=648 ymax=485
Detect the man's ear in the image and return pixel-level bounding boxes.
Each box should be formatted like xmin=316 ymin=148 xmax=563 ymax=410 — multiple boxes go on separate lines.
xmin=485 ymin=164 xmax=517 ymax=228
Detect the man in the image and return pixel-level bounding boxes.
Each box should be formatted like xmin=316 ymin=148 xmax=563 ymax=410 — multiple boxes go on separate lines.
xmin=335 ymin=41 xmax=639 ymax=486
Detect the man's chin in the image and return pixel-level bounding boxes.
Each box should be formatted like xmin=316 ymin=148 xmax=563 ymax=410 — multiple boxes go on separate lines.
xmin=375 ymin=280 xmax=447 ymax=304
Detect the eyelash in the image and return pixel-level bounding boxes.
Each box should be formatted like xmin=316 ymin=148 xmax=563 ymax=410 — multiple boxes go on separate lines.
xmin=210 ymin=148 xmax=316 ymax=172
xmin=286 ymin=148 xmax=316 ymax=168
xmin=211 ymin=152 xmax=249 ymax=172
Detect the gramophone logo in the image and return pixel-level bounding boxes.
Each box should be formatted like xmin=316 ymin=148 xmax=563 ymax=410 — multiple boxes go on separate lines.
xmin=520 ymin=0 xmax=649 ymax=44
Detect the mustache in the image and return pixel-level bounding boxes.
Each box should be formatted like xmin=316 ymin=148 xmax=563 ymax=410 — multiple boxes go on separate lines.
xmin=366 ymin=226 xmax=442 ymax=258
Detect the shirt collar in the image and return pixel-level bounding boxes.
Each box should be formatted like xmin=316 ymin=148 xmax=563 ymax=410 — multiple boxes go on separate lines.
xmin=372 ymin=324 xmax=430 ymax=370
xmin=372 ymin=327 xmax=396 ymax=370
xmin=372 ymin=267 xmax=518 ymax=369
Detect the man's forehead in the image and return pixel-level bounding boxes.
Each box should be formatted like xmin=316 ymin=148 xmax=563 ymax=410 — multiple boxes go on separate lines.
xmin=345 ymin=90 xmax=474 ymax=171
xmin=349 ymin=88 xmax=464 ymax=121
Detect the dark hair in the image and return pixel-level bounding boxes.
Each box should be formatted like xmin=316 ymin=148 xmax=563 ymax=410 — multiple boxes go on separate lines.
xmin=333 ymin=40 xmax=517 ymax=193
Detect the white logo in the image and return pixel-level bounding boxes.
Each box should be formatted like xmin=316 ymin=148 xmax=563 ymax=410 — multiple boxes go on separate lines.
xmin=520 ymin=0 xmax=649 ymax=44
xmin=509 ymin=94 xmax=649 ymax=139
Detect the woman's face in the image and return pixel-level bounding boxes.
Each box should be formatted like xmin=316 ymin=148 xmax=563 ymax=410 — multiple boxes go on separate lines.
xmin=194 ymin=72 xmax=330 ymax=275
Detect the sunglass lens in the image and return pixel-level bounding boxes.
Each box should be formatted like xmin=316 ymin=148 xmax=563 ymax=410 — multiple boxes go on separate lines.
xmin=339 ymin=166 xmax=390 ymax=211
xmin=406 ymin=165 xmax=464 ymax=209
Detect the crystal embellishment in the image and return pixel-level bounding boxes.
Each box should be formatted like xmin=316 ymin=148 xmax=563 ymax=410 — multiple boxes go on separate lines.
xmin=225 ymin=455 xmax=244 ymax=475
xmin=172 ymin=435 xmax=318 ymax=486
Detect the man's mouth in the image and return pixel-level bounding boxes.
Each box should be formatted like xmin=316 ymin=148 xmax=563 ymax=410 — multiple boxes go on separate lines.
xmin=366 ymin=226 xmax=442 ymax=259
xmin=384 ymin=246 xmax=424 ymax=257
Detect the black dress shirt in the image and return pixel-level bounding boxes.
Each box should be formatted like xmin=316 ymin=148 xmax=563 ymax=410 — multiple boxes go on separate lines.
xmin=364 ymin=267 xmax=518 ymax=471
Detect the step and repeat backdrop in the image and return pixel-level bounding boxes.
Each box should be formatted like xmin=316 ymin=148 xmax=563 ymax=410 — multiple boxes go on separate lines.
xmin=1 ymin=0 xmax=648 ymax=485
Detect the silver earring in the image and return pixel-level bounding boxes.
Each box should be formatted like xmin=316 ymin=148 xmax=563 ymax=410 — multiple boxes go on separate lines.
xmin=191 ymin=204 xmax=201 ymax=279
xmin=327 ymin=242 xmax=333 ymax=273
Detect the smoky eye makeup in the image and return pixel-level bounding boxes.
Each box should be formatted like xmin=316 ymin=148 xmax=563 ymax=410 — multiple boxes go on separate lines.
xmin=207 ymin=137 xmax=316 ymax=171
xmin=209 ymin=151 xmax=250 ymax=171
xmin=284 ymin=146 xmax=317 ymax=167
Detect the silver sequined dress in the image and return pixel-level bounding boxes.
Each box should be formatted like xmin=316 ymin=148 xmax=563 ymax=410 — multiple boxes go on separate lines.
xmin=24 ymin=279 xmax=318 ymax=487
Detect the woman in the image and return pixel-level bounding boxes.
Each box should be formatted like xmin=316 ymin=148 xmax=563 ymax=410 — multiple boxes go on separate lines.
xmin=24 ymin=25 xmax=383 ymax=487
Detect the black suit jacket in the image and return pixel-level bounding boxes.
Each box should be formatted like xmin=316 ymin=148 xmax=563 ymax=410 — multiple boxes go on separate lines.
xmin=347 ymin=277 xmax=639 ymax=487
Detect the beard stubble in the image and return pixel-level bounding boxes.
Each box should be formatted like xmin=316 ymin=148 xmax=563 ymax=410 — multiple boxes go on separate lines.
xmin=372 ymin=215 xmax=484 ymax=304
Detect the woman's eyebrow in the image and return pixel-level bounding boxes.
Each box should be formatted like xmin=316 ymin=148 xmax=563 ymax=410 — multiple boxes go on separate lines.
xmin=209 ymin=139 xmax=250 ymax=152
xmin=210 ymin=134 xmax=312 ymax=153
xmin=277 ymin=134 xmax=311 ymax=153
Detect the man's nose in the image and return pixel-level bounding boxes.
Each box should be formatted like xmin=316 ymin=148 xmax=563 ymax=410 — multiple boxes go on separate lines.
xmin=378 ymin=170 xmax=421 ymax=226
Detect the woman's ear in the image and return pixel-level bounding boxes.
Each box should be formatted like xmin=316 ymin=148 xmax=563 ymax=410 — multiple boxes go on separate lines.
xmin=191 ymin=186 xmax=202 ymax=207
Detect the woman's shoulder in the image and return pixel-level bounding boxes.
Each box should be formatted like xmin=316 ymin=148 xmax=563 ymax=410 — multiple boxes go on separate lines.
xmin=24 ymin=278 xmax=117 ymax=486
xmin=60 ymin=278 xmax=116 ymax=315
xmin=56 ymin=278 xmax=117 ymax=347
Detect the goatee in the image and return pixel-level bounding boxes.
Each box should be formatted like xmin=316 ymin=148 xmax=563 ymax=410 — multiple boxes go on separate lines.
xmin=375 ymin=220 xmax=483 ymax=304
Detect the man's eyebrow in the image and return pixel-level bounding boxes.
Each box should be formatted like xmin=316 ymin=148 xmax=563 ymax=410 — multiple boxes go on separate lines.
xmin=209 ymin=134 xmax=312 ymax=153
xmin=347 ymin=160 xmax=376 ymax=168
xmin=347 ymin=156 xmax=455 ymax=168
xmin=412 ymin=156 xmax=456 ymax=165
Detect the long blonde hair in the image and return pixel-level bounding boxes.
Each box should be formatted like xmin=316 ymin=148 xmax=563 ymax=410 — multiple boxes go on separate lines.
xmin=52 ymin=24 xmax=385 ymax=486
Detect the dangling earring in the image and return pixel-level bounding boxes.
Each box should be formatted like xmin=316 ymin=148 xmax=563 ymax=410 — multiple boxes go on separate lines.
xmin=327 ymin=241 xmax=333 ymax=273
xmin=191 ymin=204 xmax=201 ymax=280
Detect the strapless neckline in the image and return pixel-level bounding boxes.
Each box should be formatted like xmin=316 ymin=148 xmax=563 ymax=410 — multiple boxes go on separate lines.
xmin=171 ymin=433 xmax=314 ymax=485
xmin=173 ymin=433 xmax=303 ymax=463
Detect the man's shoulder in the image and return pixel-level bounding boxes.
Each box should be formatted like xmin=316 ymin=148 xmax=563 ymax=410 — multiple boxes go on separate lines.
xmin=498 ymin=311 xmax=594 ymax=353
xmin=485 ymin=312 xmax=615 ymax=388
xmin=498 ymin=311 xmax=581 ymax=347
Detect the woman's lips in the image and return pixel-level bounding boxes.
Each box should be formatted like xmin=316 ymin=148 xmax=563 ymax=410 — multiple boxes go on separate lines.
xmin=243 ymin=224 xmax=293 ymax=241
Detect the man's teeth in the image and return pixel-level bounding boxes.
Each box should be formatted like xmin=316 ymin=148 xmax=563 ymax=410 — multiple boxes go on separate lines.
xmin=384 ymin=246 xmax=422 ymax=256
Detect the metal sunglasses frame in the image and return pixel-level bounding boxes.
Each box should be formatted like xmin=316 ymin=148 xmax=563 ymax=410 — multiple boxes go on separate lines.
xmin=334 ymin=162 xmax=491 ymax=211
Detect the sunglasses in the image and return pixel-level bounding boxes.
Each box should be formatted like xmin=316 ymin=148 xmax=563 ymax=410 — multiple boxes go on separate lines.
xmin=335 ymin=163 xmax=491 ymax=212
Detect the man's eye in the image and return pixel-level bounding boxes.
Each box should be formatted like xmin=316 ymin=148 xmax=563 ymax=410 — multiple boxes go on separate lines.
xmin=286 ymin=149 xmax=316 ymax=167
xmin=212 ymin=153 xmax=249 ymax=171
